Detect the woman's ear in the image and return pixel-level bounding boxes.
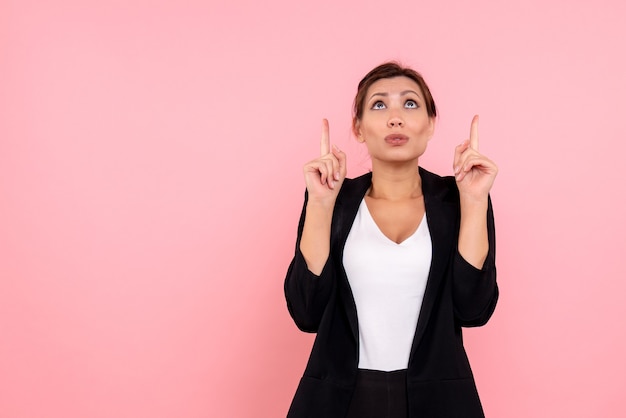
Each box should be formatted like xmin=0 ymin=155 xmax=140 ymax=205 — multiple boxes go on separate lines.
xmin=427 ymin=116 xmax=436 ymax=141
xmin=353 ymin=120 xmax=364 ymax=143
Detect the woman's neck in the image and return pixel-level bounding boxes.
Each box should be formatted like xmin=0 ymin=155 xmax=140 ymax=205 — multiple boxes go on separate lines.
xmin=368 ymin=161 xmax=422 ymax=201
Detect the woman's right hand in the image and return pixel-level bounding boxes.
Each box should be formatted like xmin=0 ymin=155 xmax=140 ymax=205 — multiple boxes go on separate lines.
xmin=299 ymin=119 xmax=347 ymax=274
xmin=303 ymin=119 xmax=347 ymax=206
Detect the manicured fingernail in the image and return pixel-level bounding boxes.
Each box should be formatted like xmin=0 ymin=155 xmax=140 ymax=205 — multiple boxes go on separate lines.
xmin=334 ymin=172 xmax=340 ymax=181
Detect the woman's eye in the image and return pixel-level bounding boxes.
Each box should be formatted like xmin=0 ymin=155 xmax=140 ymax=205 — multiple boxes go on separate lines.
xmin=372 ymin=101 xmax=386 ymax=110
xmin=405 ymin=100 xmax=418 ymax=109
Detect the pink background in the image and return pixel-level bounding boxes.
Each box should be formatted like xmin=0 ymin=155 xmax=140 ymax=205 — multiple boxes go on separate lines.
xmin=2 ymin=0 xmax=625 ymax=417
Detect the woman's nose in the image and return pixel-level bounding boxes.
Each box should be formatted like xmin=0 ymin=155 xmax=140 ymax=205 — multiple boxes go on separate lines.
xmin=388 ymin=115 xmax=404 ymax=128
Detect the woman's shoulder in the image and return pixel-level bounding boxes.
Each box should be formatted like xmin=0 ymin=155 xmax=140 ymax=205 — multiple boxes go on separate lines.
xmin=342 ymin=171 xmax=372 ymax=187
xmin=336 ymin=168 xmax=464 ymax=203
xmin=419 ymin=167 xmax=459 ymax=201
xmin=419 ymin=166 xmax=454 ymax=183
xmin=338 ymin=168 xmax=458 ymax=196
xmin=338 ymin=172 xmax=372 ymax=198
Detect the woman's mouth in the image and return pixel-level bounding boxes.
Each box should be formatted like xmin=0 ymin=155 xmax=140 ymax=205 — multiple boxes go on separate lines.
xmin=385 ymin=134 xmax=409 ymax=146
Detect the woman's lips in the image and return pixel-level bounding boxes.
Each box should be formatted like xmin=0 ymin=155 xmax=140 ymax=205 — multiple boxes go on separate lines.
xmin=385 ymin=134 xmax=409 ymax=145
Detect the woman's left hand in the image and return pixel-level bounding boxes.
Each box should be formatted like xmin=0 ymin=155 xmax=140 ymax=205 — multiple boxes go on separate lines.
xmin=453 ymin=115 xmax=498 ymax=200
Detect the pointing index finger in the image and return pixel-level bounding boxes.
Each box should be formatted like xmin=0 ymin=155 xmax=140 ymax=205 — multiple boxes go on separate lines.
xmin=469 ymin=115 xmax=479 ymax=151
xmin=321 ymin=118 xmax=330 ymax=156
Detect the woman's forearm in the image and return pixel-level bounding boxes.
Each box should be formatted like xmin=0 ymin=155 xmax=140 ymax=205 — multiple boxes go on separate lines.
xmin=458 ymin=196 xmax=489 ymax=269
xmin=299 ymin=200 xmax=334 ymax=275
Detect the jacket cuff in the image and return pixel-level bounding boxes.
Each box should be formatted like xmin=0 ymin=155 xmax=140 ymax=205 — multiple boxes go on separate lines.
xmin=452 ymin=250 xmax=498 ymax=326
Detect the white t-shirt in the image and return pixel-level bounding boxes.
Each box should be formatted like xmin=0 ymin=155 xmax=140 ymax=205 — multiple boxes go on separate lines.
xmin=343 ymin=199 xmax=432 ymax=371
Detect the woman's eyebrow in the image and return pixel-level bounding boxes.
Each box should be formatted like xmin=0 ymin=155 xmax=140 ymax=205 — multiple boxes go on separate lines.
xmin=368 ymin=90 xmax=423 ymax=100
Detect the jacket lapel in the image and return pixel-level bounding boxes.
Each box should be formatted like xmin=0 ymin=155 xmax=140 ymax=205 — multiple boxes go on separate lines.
xmin=409 ymin=168 xmax=457 ymax=364
xmin=333 ymin=173 xmax=373 ymax=344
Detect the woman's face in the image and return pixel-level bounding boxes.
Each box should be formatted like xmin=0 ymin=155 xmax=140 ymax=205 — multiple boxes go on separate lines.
xmin=355 ymin=76 xmax=435 ymax=165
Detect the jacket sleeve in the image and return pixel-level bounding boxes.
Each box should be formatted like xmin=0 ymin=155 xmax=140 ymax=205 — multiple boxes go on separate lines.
xmin=452 ymin=195 xmax=499 ymax=327
xmin=284 ymin=191 xmax=336 ymax=333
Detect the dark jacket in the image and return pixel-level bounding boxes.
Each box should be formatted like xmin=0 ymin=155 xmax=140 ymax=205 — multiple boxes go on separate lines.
xmin=284 ymin=167 xmax=498 ymax=418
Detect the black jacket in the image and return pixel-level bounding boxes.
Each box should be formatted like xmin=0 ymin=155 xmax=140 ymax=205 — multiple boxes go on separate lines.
xmin=284 ymin=168 xmax=498 ymax=417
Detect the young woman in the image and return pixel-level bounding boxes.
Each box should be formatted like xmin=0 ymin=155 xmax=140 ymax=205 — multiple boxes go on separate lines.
xmin=284 ymin=62 xmax=498 ymax=418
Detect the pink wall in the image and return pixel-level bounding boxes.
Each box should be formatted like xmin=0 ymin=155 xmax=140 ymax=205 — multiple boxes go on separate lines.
xmin=2 ymin=0 xmax=625 ymax=416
